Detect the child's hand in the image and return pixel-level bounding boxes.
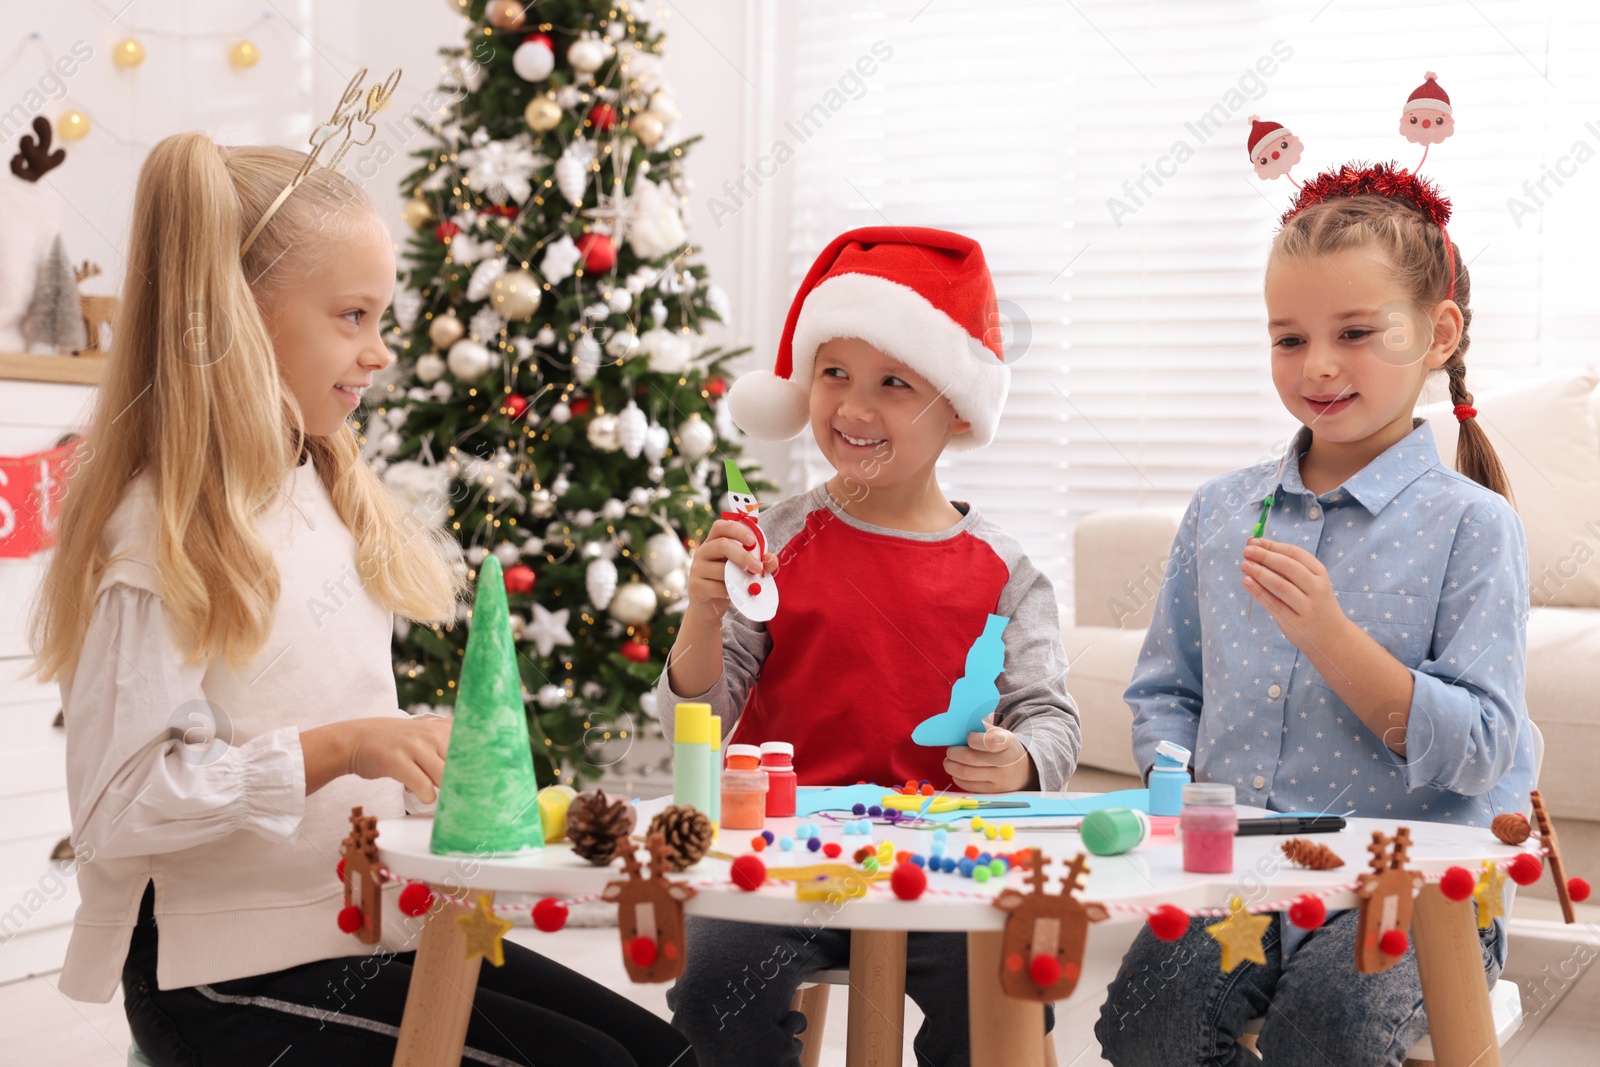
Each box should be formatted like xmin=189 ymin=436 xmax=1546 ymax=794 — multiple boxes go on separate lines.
xmin=343 ymin=715 xmax=452 ymax=803
xmin=945 ymin=715 xmax=1038 ymax=792
xmin=1240 ymin=538 xmax=1351 ymax=654
xmin=685 ymin=518 xmax=778 ymax=620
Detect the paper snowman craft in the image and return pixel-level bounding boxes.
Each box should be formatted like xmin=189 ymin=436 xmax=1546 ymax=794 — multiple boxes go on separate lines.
xmin=721 ymin=459 xmax=779 ymax=621
xmin=1399 ymin=72 xmax=1453 ymax=146
xmin=1247 ymin=115 xmax=1304 ymax=181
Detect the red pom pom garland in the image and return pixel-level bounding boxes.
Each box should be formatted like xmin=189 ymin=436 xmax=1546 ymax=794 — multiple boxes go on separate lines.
xmin=1509 ymin=852 xmax=1544 ymax=886
xmin=1570 ymin=877 xmax=1592 ymax=903
xmin=336 ymin=905 xmax=365 ymax=934
xmin=1288 ymin=894 xmax=1327 ymax=930
xmin=1379 ymin=929 xmax=1409 ymax=957
xmin=730 ymin=854 xmax=767 ymax=892
xmin=1148 ymin=904 xmax=1191 ymax=942
xmin=532 ymin=897 xmax=570 ymax=932
xmin=398 ymin=882 xmax=435 ymax=917
xmin=1439 ymin=866 xmax=1476 ymax=902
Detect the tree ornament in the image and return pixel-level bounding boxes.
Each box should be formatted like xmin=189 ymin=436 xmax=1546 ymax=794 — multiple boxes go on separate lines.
xmin=502 ymin=563 xmax=536 ymax=594
xmin=621 ymin=638 xmax=650 ymax=662
xmin=567 ymin=789 xmax=637 ymax=864
xmin=552 ymin=473 xmax=571 ymax=496
xmin=586 ymin=557 xmax=618 ymax=609
xmin=434 ymin=220 xmax=461 ymax=243
xmin=609 ymin=581 xmax=657 ymax=624
xmin=549 ymin=402 xmax=572 ymax=425
xmin=601 ymin=497 xmax=627 ymax=521
xmin=642 ymin=530 xmax=688 ymax=578
xmin=491 ymin=270 xmax=541 ymax=320
xmin=1354 ymin=828 xmax=1424 ymax=973
xmin=1491 ymin=813 xmax=1531 ymax=845
xmin=1206 ymin=895 xmax=1272 ymax=973
xmin=994 ymin=851 xmax=1108 ymax=1002
xmin=603 ymin=836 xmax=696 ymax=983
xmin=524 ymin=94 xmax=562 ymax=132
xmin=676 ymin=413 xmax=715 ymax=461
xmin=487 ymin=0 xmax=527 ymax=31
xmin=402 ymin=196 xmax=436 ymax=230
xmin=525 ymin=603 xmax=574 ymax=657
xmin=501 ymin=393 xmax=529 ymax=419
xmin=587 ymin=412 xmax=622 ymax=452
xmin=643 ymin=423 xmax=671 ymax=463
xmin=1280 ymin=838 xmax=1345 ymax=870
xmin=589 ymin=103 xmax=618 ymax=132
xmin=567 ymin=35 xmax=607 ymax=74
xmin=447 ymin=339 xmax=492 ymax=381
xmin=511 ymin=39 xmax=554 ymax=82
xmin=576 ymin=231 xmax=616 ymax=273
xmin=555 ymin=139 xmax=595 ymax=205
xmin=536 ymin=683 xmax=567 ymax=708
xmin=605 ymin=328 xmax=640 ymax=360
xmin=113 ymin=38 xmax=146 ymax=68
xmin=466 ymin=256 xmax=507 ymax=302
xmin=646 ymin=805 xmax=713 ymax=871
xmin=428 ymin=312 xmax=465 ymax=348
xmin=617 ymin=401 xmax=649 ymax=458
xmin=532 ymin=897 xmax=569 ymax=932
xmin=631 ymin=112 xmax=664 ymax=147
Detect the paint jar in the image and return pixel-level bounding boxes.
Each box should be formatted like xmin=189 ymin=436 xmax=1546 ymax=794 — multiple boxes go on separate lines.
xmin=759 ymin=742 xmax=798 ymax=818
xmin=1180 ymin=783 xmax=1238 ymax=874
xmin=1080 ymin=807 xmax=1151 ymax=856
xmin=720 ymin=745 xmax=768 ymax=830
xmin=1148 ymin=740 xmax=1192 ymax=817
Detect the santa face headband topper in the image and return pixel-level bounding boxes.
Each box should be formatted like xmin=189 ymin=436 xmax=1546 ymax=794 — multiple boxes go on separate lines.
xmin=1249 ymin=71 xmax=1458 ymax=305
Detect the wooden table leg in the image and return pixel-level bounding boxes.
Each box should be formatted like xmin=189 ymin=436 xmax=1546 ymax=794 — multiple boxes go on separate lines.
xmin=393 ymin=887 xmax=491 ymax=1067
xmin=847 ymin=928 xmax=907 ymax=1066
xmin=1411 ymin=882 xmax=1500 ymax=1067
xmin=968 ymin=930 xmax=1045 ymax=1067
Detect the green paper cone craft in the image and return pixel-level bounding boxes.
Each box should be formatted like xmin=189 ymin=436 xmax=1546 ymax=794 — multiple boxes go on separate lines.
xmin=430 ymin=555 xmax=545 ymax=855
xmin=720 ymin=459 xmax=779 ymax=621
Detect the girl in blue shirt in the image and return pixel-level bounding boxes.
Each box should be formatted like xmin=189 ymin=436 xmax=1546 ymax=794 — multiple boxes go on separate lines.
xmin=1096 ymin=171 xmax=1533 ymax=1066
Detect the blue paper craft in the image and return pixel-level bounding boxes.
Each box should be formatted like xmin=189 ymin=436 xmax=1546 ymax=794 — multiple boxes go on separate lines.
xmin=795 ymin=784 xmax=1155 ymax=822
xmin=911 ymin=613 xmax=1009 ymax=747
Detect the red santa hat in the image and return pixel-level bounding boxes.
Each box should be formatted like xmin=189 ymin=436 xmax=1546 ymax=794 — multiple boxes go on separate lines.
xmin=1405 ymin=72 xmax=1451 ymax=114
xmin=726 ymin=227 xmax=1010 ymax=450
xmin=1247 ymin=115 xmax=1291 ymax=160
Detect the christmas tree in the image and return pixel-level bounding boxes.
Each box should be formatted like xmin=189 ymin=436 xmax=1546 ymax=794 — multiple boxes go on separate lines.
xmin=372 ymin=0 xmax=768 ymax=788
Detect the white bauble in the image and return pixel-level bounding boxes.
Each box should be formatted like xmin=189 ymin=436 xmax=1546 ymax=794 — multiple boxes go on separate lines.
xmin=676 ymin=413 xmax=716 ymax=460
xmin=529 ymin=487 xmax=555 ymax=517
xmin=601 ymin=497 xmax=627 ymax=521
xmin=491 ymin=270 xmax=542 ymax=321
xmin=581 ymin=680 xmax=604 ymax=699
xmin=447 ymin=339 xmax=492 ymax=381
xmin=606 ymin=288 xmax=632 ymax=313
xmin=550 ymin=402 xmax=572 ymax=424
xmin=643 ymin=327 xmax=692 ymax=374
xmin=628 ymin=486 xmax=653 ymax=509
xmin=429 ymin=313 xmax=465 ymax=348
xmin=512 ymin=39 xmax=555 ymax=81
xmin=573 ymin=508 xmax=596 ymax=528
xmin=643 ymin=422 xmax=670 ymax=463
xmin=647 ymin=463 xmax=665 ymax=482
xmin=433 ymin=381 xmax=454 ymax=401
xmin=653 ymin=567 xmax=688 ymax=605
xmin=585 ymin=556 xmax=618 ymax=609
xmin=630 ymin=112 xmax=664 ymax=148
xmin=493 ymin=541 xmax=522 ymax=567
xmin=508 ymin=613 xmax=526 ymax=641
xmin=568 ymin=36 xmax=606 ymax=73
xmin=521 ymin=535 xmax=545 ymax=557
xmin=617 ymin=401 xmax=648 ymax=458
xmin=552 ymin=474 xmax=571 ymax=497
xmin=536 ymin=684 xmax=567 ymax=708
xmin=467 ymin=544 xmax=489 ymax=565
xmin=385 ymin=406 xmax=410 ymax=429
xmin=573 ymin=332 xmax=603 ymax=383
xmin=642 ymin=530 xmax=688 ymax=578
xmin=605 ymin=328 xmax=639 ymax=360
xmin=587 ymin=413 xmax=622 ymax=452
xmin=608 ymin=581 xmax=658 ymax=624
xmin=639 ymin=690 xmax=659 ymax=719
xmin=647 ymin=90 xmax=679 ymax=124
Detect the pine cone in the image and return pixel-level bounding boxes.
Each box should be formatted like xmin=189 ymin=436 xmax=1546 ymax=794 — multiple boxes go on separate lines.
xmin=567 ymin=790 xmax=637 ymax=865
xmin=1492 ymin=813 xmax=1532 ymax=845
xmin=1281 ymin=837 xmax=1345 ymax=870
xmin=648 ymin=804 xmax=713 ymax=872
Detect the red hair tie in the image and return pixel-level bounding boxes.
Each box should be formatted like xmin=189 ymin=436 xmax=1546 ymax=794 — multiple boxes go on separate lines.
xmin=1453 ymin=403 xmax=1477 ymax=422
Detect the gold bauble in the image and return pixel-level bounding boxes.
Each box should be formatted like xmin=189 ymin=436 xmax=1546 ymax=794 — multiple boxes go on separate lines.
xmin=428 ymin=312 xmax=465 ymax=348
xmin=524 ymin=95 xmax=562 ymax=133
xmin=229 ymin=41 xmax=260 ymax=69
xmin=58 ymin=110 xmax=90 ymax=141
xmin=491 ymin=271 xmax=542 ymax=321
xmin=630 ymin=112 xmax=664 ymax=148
xmin=401 ymin=197 xmax=436 ymax=230
xmin=113 ymin=39 xmax=146 ymax=69
xmin=486 ymin=0 xmax=527 ymax=31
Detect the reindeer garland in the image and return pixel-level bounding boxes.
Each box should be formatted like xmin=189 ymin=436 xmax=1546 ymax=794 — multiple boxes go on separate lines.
xmin=339 ymin=806 xmax=387 ymax=945
xmin=993 ymin=851 xmax=1108 ymax=1002
xmin=602 ymin=832 xmax=697 ymax=983
xmin=1354 ymin=827 xmax=1424 ymax=973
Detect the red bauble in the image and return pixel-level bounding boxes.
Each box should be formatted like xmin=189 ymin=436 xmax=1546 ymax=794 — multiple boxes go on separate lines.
xmin=532 ymin=897 xmax=570 ymax=932
xmin=621 ymin=639 xmax=651 ymax=663
xmin=335 ymin=858 xmax=346 ymax=883
xmin=503 ymin=564 xmax=537 ymax=594
xmin=502 ymin=393 xmax=529 ymax=419
xmin=570 ymin=396 xmax=592 ymax=415
xmin=731 ymin=854 xmax=766 ymax=892
xmin=1379 ymin=929 xmax=1409 ymax=957
xmin=890 ymin=860 xmax=928 ymax=901
xmin=1509 ymin=853 xmax=1544 ymax=886
xmin=589 ymin=104 xmax=618 ymax=131
xmin=398 ymin=882 xmax=434 ymax=917
xmin=336 ymin=905 xmax=365 ymax=934
xmin=1148 ymin=904 xmax=1190 ymax=942
xmin=1028 ymin=954 xmax=1062 ymax=987
xmin=482 ymin=204 xmax=519 ymax=219
xmin=1570 ymin=877 xmax=1592 ymax=903
xmin=523 ymin=32 xmax=553 ymax=51
xmin=434 ymin=220 xmax=460 ymax=242
xmin=628 ymin=935 xmax=659 ymax=967
xmin=576 ymin=232 xmax=616 ymax=273
xmin=1288 ymin=894 xmax=1327 ymax=930
xmin=706 ymin=376 xmax=727 ymax=397
xmin=1439 ymin=866 xmax=1476 ymax=902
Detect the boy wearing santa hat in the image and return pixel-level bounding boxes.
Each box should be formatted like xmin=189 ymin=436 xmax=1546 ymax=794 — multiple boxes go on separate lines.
xmin=656 ymin=227 xmax=1081 ymax=1064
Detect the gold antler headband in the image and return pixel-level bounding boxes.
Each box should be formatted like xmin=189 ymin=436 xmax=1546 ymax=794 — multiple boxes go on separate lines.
xmin=238 ymin=66 xmax=403 ymax=257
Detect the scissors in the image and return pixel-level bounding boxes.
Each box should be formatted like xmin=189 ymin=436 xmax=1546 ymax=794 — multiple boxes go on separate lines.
xmin=880 ymin=794 xmax=1031 ymax=814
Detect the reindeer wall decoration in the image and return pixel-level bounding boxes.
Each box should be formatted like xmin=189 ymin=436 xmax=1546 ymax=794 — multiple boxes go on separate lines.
xmin=993 ymin=851 xmax=1108 ymax=1002
xmin=1354 ymin=827 xmax=1424 ymax=973
xmin=602 ymin=832 xmax=697 ymax=983
xmin=339 ymin=805 xmax=386 ymax=945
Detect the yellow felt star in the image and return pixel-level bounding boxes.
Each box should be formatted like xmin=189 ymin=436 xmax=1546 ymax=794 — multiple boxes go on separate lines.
xmin=456 ymin=894 xmax=512 ymax=967
xmin=1474 ymin=861 xmax=1507 ymax=929
xmin=1206 ymin=896 xmax=1272 ymax=973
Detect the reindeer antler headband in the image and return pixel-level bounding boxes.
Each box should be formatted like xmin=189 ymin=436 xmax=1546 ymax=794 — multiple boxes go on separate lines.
xmin=237 ymin=66 xmax=402 ymax=257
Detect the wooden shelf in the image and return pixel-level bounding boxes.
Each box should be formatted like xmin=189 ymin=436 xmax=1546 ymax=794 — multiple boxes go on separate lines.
xmin=0 ymin=351 xmax=106 ymax=386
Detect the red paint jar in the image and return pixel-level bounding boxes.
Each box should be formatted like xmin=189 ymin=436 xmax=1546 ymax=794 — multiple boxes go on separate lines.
xmin=759 ymin=742 xmax=797 ymax=818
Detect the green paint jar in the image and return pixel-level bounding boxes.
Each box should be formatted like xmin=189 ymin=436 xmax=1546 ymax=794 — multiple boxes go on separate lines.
xmin=1080 ymin=807 xmax=1151 ymax=856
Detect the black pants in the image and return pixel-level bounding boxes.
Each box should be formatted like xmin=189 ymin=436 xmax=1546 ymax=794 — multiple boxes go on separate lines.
xmin=121 ymin=883 xmax=697 ymax=1067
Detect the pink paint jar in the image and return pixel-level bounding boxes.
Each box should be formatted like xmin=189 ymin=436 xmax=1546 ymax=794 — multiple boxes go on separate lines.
xmin=1179 ymin=783 xmax=1238 ymax=874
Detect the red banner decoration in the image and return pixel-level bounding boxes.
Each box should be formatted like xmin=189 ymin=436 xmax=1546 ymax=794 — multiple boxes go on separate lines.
xmin=0 ymin=439 xmax=78 ymax=558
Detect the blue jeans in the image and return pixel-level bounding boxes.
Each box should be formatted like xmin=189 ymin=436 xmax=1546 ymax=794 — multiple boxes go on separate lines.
xmin=667 ymin=915 xmax=1054 ymax=1067
xmin=1095 ymin=908 xmax=1503 ymax=1067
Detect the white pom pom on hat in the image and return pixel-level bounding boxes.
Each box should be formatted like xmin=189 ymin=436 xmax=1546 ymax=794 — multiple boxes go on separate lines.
xmin=726 ymin=226 xmax=1011 ymax=451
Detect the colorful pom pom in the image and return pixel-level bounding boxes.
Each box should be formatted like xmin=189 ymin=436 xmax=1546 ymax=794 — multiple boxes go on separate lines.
xmin=628 ymin=936 xmax=659 ymax=967
xmin=1509 ymin=853 xmax=1544 ymax=886
xmin=731 ymin=854 xmax=766 ymax=892
xmin=1379 ymin=929 xmax=1409 ymax=957
xmin=336 ymin=905 xmax=365 ymax=934
xmin=1439 ymin=866 xmax=1476 ymax=902
xmin=852 ymin=803 xmax=866 ymax=815
xmin=1570 ymin=877 xmax=1592 ymax=903
xmin=891 ymin=860 xmax=928 ymax=900
xmin=806 ymin=836 xmax=822 ymax=852
xmin=1029 ymin=954 xmax=1062 ymax=987
xmin=1148 ymin=904 xmax=1190 ymax=942
xmin=398 ymin=882 xmax=434 ymax=917
xmin=823 ymin=842 xmax=842 ymax=859
xmin=751 ymin=836 xmax=766 ymax=852
xmin=778 ymin=835 xmax=794 ymax=851
xmin=1288 ymin=894 xmax=1327 ymax=930
xmin=862 ymin=856 xmax=880 ymax=873
xmin=532 ymin=897 xmax=569 ymax=932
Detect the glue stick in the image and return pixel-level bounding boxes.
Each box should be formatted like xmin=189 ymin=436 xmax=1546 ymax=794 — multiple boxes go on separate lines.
xmin=673 ymin=703 xmax=712 ymax=816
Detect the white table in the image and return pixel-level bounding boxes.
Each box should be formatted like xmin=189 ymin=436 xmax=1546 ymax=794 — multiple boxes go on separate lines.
xmin=377 ymin=795 xmax=1522 ymax=1066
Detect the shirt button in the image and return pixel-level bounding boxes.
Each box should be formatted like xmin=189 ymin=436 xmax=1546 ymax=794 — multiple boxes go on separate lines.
xmin=1267 ymin=684 xmax=1283 ymax=698
xmin=1308 ymin=506 xmax=1322 ymax=520
xmin=1253 ymin=775 xmax=1267 ymax=790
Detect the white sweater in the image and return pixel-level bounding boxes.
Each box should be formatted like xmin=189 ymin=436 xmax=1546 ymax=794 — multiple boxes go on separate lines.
xmin=58 ymin=456 xmax=426 ymax=1002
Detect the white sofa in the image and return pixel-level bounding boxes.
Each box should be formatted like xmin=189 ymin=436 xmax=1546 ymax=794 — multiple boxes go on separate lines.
xmin=1061 ymin=368 xmax=1600 ymax=855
